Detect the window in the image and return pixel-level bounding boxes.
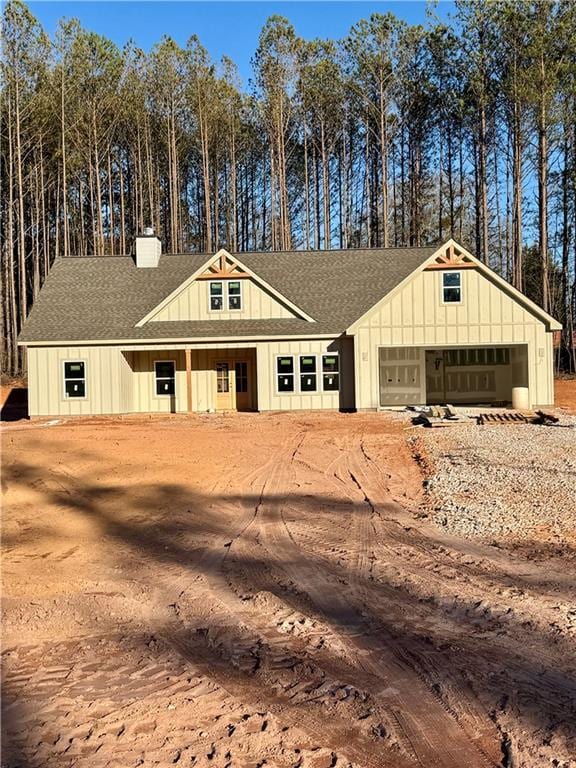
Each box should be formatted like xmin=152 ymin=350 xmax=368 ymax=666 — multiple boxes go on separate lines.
xmin=299 ymin=356 xmax=317 ymax=392
xmin=277 ymin=356 xmax=295 ymax=393
xmin=210 ymin=282 xmax=223 ymax=311
xmin=442 ymin=271 xmax=461 ymax=303
xmin=209 ymin=280 xmax=242 ymax=311
xmin=235 ymin=361 xmax=248 ymax=393
xmin=228 ymin=281 xmax=242 ymax=310
xmin=63 ymin=361 xmax=86 ymax=399
xmin=322 ymin=354 xmax=340 ymax=391
xmin=155 ymin=360 xmax=175 ymax=396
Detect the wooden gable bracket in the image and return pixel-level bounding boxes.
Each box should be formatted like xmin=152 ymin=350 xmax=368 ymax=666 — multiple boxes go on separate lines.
xmin=425 ymin=242 xmax=476 ymax=269
xmin=196 ymin=249 xmax=251 ymax=280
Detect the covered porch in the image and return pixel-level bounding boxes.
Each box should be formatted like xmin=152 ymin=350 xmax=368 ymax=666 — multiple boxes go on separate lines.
xmin=122 ymin=346 xmax=258 ymax=414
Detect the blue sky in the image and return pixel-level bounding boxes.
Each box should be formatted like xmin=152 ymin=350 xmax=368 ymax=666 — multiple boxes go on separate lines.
xmin=28 ymin=1 xmax=454 ymax=85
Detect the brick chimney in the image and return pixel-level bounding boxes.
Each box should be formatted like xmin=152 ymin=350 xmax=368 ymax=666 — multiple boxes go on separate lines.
xmin=135 ymin=227 xmax=161 ymax=268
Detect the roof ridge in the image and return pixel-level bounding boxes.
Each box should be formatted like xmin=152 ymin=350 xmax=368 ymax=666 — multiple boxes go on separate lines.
xmin=60 ymin=244 xmax=440 ymax=260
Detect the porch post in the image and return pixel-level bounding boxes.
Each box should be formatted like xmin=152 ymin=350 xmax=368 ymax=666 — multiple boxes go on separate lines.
xmin=185 ymin=347 xmax=192 ymax=413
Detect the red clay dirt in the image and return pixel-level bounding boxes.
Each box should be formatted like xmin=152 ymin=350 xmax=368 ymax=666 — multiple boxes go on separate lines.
xmin=2 ymin=411 xmax=575 ymax=767
xmin=554 ymin=376 xmax=576 ymax=414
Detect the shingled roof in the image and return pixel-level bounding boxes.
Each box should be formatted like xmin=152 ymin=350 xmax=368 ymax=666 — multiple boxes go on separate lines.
xmin=19 ymin=246 xmax=438 ymax=343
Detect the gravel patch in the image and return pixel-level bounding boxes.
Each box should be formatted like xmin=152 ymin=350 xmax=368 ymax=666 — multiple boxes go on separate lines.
xmin=412 ymin=415 xmax=576 ymax=546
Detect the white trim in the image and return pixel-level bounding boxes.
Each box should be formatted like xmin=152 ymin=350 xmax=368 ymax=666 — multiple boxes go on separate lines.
xmin=226 ymin=278 xmax=243 ymax=311
xmin=207 ymin=279 xmax=243 ymax=313
xmin=275 ymin=354 xmax=296 ymax=395
xmin=274 ymin=351 xmax=341 ymax=395
xmin=346 ymin=238 xmax=562 ymax=333
xmin=298 ymin=353 xmax=318 ymax=394
xmin=440 ymin=270 xmax=463 ymax=305
xmin=19 ymin=333 xmax=342 ymax=347
xmin=321 ymin=352 xmax=340 ymax=393
xmin=208 ymin=280 xmax=225 ymax=313
xmin=62 ymin=359 xmax=88 ymax=401
xmin=153 ymin=358 xmax=176 ymax=398
xmin=136 ymin=248 xmax=314 ymax=326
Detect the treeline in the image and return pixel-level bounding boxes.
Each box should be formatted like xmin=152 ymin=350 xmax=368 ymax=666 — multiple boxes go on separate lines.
xmin=1 ymin=0 xmax=576 ymax=374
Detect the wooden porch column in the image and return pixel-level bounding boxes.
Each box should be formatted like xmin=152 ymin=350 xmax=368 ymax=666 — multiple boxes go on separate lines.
xmin=185 ymin=348 xmax=192 ymax=413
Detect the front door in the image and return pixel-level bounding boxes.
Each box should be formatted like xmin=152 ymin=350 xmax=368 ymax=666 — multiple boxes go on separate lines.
xmin=215 ymin=362 xmax=233 ymax=410
xmin=215 ymin=359 xmax=252 ymax=411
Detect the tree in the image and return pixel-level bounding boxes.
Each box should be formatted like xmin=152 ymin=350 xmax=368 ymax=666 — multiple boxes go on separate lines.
xmin=2 ymin=0 xmax=575 ymax=375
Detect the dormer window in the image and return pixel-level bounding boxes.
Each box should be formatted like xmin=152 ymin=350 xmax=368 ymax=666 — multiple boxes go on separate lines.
xmin=210 ymin=282 xmax=224 ymax=311
xmin=209 ymin=280 xmax=242 ymax=311
xmin=228 ymin=281 xmax=242 ymax=310
xmin=442 ymin=271 xmax=462 ymax=303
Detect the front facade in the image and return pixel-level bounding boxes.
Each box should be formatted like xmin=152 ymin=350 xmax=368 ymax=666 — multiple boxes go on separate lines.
xmin=19 ymin=239 xmax=560 ymax=417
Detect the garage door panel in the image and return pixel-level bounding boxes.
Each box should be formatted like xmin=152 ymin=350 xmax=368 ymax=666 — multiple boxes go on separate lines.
xmin=379 ymin=348 xmax=422 ymax=406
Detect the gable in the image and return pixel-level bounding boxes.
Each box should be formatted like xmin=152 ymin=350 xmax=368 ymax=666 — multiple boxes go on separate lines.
xmin=148 ymin=275 xmax=299 ymax=322
xmin=139 ymin=249 xmax=314 ymax=325
xmin=348 ymin=240 xmax=561 ymax=334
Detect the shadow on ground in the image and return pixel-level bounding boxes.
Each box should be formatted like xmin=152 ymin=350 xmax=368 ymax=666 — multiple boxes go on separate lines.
xmin=1 ymin=388 xmax=28 ymax=422
xmin=2 ymin=449 xmax=575 ymax=767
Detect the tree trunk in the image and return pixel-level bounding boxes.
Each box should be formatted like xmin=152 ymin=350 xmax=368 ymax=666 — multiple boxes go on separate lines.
xmin=478 ymin=104 xmax=489 ymax=263
xmin=538 ymin=87 xmax=549 ymax=312
xmin=379 ymin=78 xmax=389 ymax=248
xmin=512 ymin=98 xmax=523 ymax=291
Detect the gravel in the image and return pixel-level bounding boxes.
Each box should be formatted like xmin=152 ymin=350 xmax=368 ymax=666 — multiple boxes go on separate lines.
xmin=413 ymin=415 xmax=576 ymax=546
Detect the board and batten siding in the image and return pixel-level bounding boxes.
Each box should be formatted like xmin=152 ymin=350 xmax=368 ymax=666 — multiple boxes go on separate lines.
xmin=148 ymin=277 xmax=297 ymax=322
xmin=26 ymin=336 xmax=355 ymax=417
xmin=129 ymin=337 xmax=354 ymax=413
xmin=353 ymin=268 xmax=555 ymax=409
xmin=128 ymin=346 xmax=256 ymax=413
xmin=26 ymin=345 xmax=133 ymax=417
xmin=255 ymin=337 xmax=354 ymax=412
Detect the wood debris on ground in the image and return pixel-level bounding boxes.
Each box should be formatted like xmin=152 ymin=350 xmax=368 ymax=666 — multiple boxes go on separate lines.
xmin=408 ymin=405 xmax=561 ymax=429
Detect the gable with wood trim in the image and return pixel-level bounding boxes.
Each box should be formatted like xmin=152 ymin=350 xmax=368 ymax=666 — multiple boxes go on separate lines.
xmin=138 ymin=249 xmax=314 ymax=325
xmin=350 ymin=240 xmax=560 ymax=410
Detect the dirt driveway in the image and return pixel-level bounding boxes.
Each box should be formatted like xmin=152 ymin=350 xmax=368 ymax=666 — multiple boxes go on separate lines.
xmin=2 ymin=412 xmax=574 ymax=767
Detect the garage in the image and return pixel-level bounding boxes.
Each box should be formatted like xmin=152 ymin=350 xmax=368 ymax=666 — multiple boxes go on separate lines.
xmin=379 ymin=345 xmax=529 ymax=407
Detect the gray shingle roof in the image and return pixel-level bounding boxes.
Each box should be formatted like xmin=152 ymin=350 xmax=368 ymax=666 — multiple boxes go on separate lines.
xmin=18 ymin=246 xmax=437 ymax=343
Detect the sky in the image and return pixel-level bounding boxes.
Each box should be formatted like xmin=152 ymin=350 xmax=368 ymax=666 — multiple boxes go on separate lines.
xmin=27 ymin=1 xmax=455 ymax=86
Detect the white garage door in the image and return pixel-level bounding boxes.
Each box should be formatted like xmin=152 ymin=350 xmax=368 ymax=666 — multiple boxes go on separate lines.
xmin=379 ymin=348 xmax=422 ymax=406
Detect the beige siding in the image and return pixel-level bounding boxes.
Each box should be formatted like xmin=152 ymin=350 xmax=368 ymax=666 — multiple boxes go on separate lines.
xmin=129 ymin=347 xmax=257 ymax=413
xmin=149 ymin=278 xmax=297 ymax=321
xmin=26 ymin=336 xmax=354 ymax=417
xmin=255 ymin=337 xmax=354 ymax=412
xmin=130 ymin=338 xmax=354 ymax=413
xmin=130 ymin=349 xmax=186 ymax=413
xmin=354 ymin=268 xmax=554 ymax=408
xmin=27 ymin=345 xmax=133 ymax=417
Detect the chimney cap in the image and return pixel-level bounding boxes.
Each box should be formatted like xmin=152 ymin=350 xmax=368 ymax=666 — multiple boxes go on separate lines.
xmin=142 ymin=226 xmax=155 ymax=237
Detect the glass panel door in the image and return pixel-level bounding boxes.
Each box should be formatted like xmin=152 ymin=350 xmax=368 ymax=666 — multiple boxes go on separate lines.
xmin=216 ymin=362 xmax=230 ymax=393
xmin=215 ymin=361 xmax=234 ymax=410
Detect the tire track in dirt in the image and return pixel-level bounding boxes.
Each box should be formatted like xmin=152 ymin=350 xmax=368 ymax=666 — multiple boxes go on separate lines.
xmin=8 ymin=414 xmax=565 ymax=766
xmin=255 ymin=432 xmax=500 ymax=768
xmin=127 ymin=432 xmax=408 ymax=767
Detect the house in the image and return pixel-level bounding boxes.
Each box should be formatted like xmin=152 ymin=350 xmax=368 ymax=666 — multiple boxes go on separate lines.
xmin=18 ymin=235 xmax=561 ymax=417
